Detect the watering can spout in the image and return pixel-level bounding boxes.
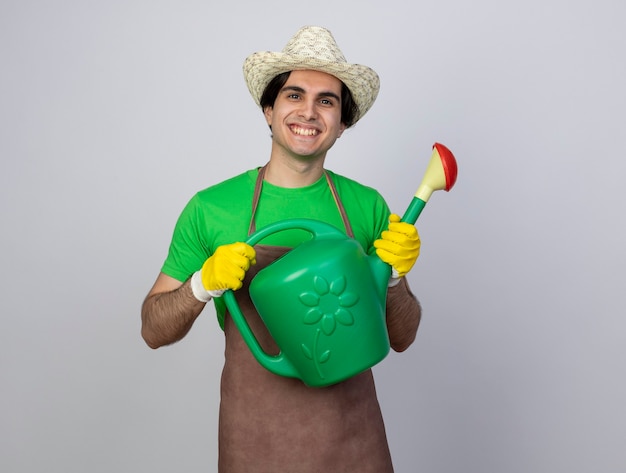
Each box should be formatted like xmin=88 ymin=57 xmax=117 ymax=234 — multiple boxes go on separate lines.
xmin=401 ymin=143 xmax=458 ymax=224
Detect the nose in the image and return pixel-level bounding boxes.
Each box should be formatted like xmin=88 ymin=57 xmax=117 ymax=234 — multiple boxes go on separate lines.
xmin=298 ymin=98 xmax=318 ymax=121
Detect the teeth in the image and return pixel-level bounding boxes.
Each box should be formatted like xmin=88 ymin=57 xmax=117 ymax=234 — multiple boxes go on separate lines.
xmin=291 ymin=126 xmax=318 ymax=136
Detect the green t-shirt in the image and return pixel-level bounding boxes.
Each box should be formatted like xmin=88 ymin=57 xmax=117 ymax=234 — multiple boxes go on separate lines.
xmin=161 ymin=168 xmax=391 ymax=325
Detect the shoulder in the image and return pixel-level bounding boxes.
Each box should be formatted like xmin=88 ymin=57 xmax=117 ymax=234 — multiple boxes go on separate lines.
xmin=180 ymin=169 xmax=258 ymax=218
xmin=325 ymin=170 xmax=386 ymax=202
xmin=325 ymin=169 xmax=390 ymax=249
xmin=174 ymin=168 xmax=258 ymax=233
xmin=194 ymin=168 xmax=258 ymax=202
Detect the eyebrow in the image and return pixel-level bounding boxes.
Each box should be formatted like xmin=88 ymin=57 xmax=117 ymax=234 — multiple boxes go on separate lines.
xmin=281 ymin=85 xmax=341 ymax=102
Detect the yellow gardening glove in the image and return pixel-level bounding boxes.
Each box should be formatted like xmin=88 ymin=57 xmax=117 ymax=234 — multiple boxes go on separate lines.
xmin=373 ymin=214 xmax=421 ymax=279
xmin=190 ymin=242 xmax=256 ymax=302
xmin=201 ymin=242 xmax=256 ymax=291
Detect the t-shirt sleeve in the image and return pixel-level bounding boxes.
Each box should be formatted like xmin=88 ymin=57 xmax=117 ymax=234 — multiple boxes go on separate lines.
xmin=161 ymin=194 xmax=211 ymax=282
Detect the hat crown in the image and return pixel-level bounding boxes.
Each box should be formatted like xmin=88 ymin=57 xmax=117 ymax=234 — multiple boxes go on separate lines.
xmin=282 ymin=26 xmax=347 ymax=64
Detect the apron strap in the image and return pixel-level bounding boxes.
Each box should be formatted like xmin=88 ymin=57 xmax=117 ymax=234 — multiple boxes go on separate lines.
xmin=324 ymin=170 xmax=354 ymax=238
xmin=247 ymin=166 xmax=266 ymax=236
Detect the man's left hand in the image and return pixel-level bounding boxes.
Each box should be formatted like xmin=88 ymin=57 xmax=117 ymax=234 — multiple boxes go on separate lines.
xmin=374 ymin=214 xmax=421 ymax=278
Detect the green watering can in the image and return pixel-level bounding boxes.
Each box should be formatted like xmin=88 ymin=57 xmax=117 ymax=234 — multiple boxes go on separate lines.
xmin=223 ymin=143 xmax=458 ymax=387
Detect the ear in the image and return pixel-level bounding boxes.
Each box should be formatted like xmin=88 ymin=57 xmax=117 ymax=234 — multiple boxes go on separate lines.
xmin=263 ymin=106 xmax=273 ymax=127
xmin=337 ymin=122 xmax=347 ymax=138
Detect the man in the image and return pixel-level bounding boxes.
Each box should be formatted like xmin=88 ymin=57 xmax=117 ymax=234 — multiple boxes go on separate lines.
xmin=142 ymin=26 xmax=422 ymax=472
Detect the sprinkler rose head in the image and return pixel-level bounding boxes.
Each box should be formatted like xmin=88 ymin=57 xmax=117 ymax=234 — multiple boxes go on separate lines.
xmin=414 ymin=143 xmax=458 ymax=203
xmin=401 ymin=143 xmax=458 ymax=224
xmin=433 ymin=143 xmax=458 ymax=192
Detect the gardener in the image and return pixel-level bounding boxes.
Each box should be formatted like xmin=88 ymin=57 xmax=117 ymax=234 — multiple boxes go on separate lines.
xmin=141 ymin=26 xmax=422 ymax=472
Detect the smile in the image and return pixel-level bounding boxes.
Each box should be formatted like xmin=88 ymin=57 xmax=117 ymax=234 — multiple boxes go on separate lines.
xmin=290 ymin=125 xmax=319 ymax=136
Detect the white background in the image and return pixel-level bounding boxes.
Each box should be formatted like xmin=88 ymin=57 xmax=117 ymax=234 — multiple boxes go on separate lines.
xmin=2 ymin=1 xmax=625 ymax=472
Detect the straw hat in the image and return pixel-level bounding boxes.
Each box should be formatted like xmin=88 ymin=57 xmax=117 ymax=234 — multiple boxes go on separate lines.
xmin=243 ymin=26 xmax=380 ymax=124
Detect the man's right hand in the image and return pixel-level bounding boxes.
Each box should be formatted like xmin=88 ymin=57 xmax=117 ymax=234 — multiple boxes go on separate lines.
xmin=190 ymin=242 xmax=256 ymax=302
xmin=200 ymin=242 xmax=257 ymax=292
xmin=143 ymin=242 xmax=257 ymax=346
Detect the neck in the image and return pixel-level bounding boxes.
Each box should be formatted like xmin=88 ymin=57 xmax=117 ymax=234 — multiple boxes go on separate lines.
xmin=263 ymin=153 xmax=326 ymax=188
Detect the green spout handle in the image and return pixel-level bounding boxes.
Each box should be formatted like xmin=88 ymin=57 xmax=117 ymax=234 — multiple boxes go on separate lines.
xmin=401 ymin=198 xmax=427 ymax=224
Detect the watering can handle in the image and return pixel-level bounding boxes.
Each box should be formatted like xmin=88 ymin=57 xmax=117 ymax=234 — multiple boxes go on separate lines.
xmin=222 ymin=219 xmax=346 ymax=380
xmin=222 ymin=290 xmax=299 ymax=378
xmin=244 ymin=218 xmax=344 ymax=247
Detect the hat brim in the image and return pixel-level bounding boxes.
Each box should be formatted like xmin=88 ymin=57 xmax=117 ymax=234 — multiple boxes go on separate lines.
xmin=243 ymin=51 xmax=380 ymax=124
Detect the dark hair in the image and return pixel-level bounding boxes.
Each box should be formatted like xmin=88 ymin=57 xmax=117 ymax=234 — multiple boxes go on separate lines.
xmin=259 ymin=71 xmax=359 ymax=128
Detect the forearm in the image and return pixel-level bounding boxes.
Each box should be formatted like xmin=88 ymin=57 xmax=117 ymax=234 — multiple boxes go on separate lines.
xmin=141 ymin=278 xmax=206 ymax=349
xmin=385 ymin=278 xmax=421 ymax=352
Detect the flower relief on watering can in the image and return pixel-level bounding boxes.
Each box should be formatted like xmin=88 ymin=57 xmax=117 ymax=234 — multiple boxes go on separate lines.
xmin=298 ymin=274 xmax=359 ymax=379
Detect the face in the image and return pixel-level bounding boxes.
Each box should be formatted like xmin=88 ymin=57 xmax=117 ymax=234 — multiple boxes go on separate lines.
xmin=264 ymin=70 xmax=346 ymax=162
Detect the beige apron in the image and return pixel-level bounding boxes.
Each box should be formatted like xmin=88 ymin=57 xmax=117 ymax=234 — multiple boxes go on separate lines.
xmin=218 ymin=167 xmax=394 ymax=472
